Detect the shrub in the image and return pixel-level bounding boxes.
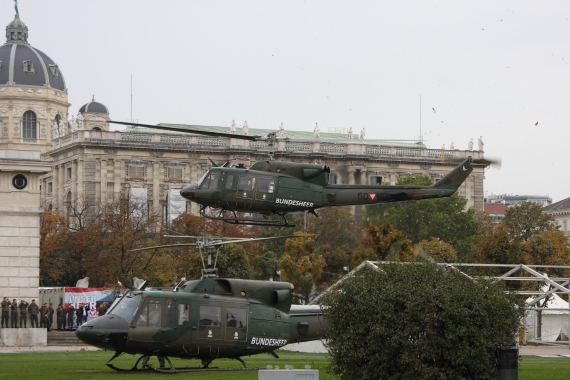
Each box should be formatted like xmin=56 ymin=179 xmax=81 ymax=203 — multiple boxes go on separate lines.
xmin=321 ymin=263 xmax=522 ymax=380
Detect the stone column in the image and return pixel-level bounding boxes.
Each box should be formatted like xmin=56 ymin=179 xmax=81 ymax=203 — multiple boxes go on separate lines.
xmin=113 ymin=159 xmax=121 ymax=202
xmin=152 ymin=162 xmax=160 ymax=214
xmin=347 ymin=170 xmax=355 ymax=185
xmin=95 ymin=159 xmax=101 ymax=207
xmin=51 ymin=166 xmax=58 ymax=209
xmin=71 ymin=160 xmax=78 ymax=200
xmin=58 ymin=165 xmax=65 ymax=209
xmin=77 ymin=159 xmax=84 ymax=200
xmin=100 ymin=159 xmax=107 ymax=203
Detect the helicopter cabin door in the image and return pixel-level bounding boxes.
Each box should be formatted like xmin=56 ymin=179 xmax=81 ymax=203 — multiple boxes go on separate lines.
xmin=131 ymin=298 xmax=173 ymax=351
xmin=224 ymin=306 xmax=248 ymax=343
xmin=235 ymin=175 xmax=276 ymax=209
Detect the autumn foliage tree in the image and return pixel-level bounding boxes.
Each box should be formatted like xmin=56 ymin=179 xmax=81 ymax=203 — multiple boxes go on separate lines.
xmin=279 ymin=234 xmax=326 ymax=304
xmin=418 ymin=237 xmax=458 ymax=263
xmin=351 ymin=222 xmax=413 ymax=267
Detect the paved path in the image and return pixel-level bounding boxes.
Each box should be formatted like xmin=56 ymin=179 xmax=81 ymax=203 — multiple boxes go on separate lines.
xmin=520 ymin=345 xmax=570 ymax=356
xmin=0 ymin=345 xmax=100 ymax=353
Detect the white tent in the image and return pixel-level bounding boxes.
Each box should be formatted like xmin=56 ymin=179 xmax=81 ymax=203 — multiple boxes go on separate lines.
xmin=525 ymin=293 xmax=570 ymax=342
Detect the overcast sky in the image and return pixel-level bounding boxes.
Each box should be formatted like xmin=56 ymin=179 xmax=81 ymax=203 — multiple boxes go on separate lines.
xmin=8 ymin=1 xmax=570 ymax=202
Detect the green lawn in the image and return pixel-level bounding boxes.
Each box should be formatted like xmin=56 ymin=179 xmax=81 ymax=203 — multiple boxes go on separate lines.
xmin=0 ymin=350 xmax=569 ymax=379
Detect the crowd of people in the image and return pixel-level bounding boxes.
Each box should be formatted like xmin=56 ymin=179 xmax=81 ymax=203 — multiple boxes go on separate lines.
xmin=0 ymin=297 xmax=112 ymax=331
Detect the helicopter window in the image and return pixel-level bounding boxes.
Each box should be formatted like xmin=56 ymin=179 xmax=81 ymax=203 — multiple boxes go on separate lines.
xmin=238 ymin=176 xmax=255 ymax=191
xmin=108 ymin=293 xmax=142 ymax=322
xmin=197 ymin=172 xmax=209 ymax=187
xmin=178 ymin=304 xmax=190 ymax=325
xmin=225 ymin=174 xmax=234 ymax=189
xmin=201 ymin=172 xmax=221 ymax=190
xmin=136 ymin=300 xmax=162 ymax=327
xmin=226 ymin=308 xmax=247 ymax=329
xmin=199 ymin=306 xmax=221 ymax=327
xmin=257 ymin=178 xmax=275 ymax=194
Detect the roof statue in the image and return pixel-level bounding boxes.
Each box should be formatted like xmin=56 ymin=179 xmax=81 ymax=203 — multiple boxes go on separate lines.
xmin=77 ymin=113 xmax=84 ymax=130
xmin=348 ymin=127 xmax=353 ymax=139
xmin=450 ymin=142 xmax=454 ymax=149
xmin=242 ymin=120 xmax=248 ymax=135
xmin=468 ymin=138 xmax=473 ymax=150
xmin=70 ymin=115 xmax=77 ymax=131
xmin=14 ymin=0 xmax=18 ymax=15
xmin=360 ymin=127 xmax=365 ymax=140
xmin=478 ymin=136 xmax=484 ymax=151
xmin=230 ymin=120 xmax=236 ymax=134
xmin=52 ymin=120 xmax=60 ymax=139
xmin=441 ymin=143 xmax=445 ymax=150
xmin=278 ymin=122 xmax=285 ymax=136
xmin=313 ymin=123 xmax=320 ymax=139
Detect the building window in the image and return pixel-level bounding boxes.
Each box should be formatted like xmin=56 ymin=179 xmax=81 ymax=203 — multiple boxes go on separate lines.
xmin=22 ymin=111 xmax=37 ymax=139
xmin=66 ymin=167 xmax=72 ymax=179
xmin=23 ymin=60 xmax=34 ymax=73
xmin=167 ymin=167 xmax=183 ymax=181
xmin=47 ymin=182 xmax=53 ymax=194
xmin=49 ymin=64 xmax=59 ymax=77
xmin=129 ymin=165 xmax=145 ymax=178
xmin=564 ymin=220 xmax=568 ymax=232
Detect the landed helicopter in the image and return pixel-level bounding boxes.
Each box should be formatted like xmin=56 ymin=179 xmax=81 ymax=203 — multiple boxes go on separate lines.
xmin=109 ymin=120 xmax=495 ymax=227
xmin=76 ymin=235 xmax=327 ymax=374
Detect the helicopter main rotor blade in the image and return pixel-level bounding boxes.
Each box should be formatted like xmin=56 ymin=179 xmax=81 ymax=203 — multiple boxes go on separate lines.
xmin=194 ymin=235 xmax=306 ymax=248
xmin=130 ymin=243 xmax=200 ymax=252
xmin=108 ymin=120 xmax=261 ymax=141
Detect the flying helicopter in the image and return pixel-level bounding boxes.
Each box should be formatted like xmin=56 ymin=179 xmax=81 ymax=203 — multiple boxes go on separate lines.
xmin=108 ymin=120 xmax=496 ymax=227
xmin=75 ymin=235 xmax=326 ymax=374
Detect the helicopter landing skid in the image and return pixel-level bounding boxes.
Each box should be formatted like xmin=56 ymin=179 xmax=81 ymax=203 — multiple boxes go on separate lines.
xmin=106 ymin=352 xmax=259 ymax=374
xmin=201 ymin=207 xmax=296 ymax=227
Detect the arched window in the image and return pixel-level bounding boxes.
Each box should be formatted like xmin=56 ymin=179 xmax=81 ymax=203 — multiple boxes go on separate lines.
xmin=92 ymin=127 xmax=102 ymax=131
xmin=22 ymin=111 xmax=37 ymax=139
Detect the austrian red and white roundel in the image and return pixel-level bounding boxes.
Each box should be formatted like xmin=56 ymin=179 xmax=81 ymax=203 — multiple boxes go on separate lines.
xmin=369 ymin=193 xmax=377 ymax=200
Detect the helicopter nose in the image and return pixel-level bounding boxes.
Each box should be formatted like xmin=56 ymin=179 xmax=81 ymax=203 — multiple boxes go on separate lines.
xmin=76 ymin=314 xmax=129 ymax=350
xmin=180 ymin=183 xmax=197 ymax=199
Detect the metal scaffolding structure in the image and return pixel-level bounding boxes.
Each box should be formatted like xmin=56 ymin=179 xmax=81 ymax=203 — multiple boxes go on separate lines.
xmin=312 ymin=262 xmax=570 ymax=346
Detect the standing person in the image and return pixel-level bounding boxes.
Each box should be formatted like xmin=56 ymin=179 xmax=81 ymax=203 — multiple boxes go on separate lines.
xmin=19 ymin=300 xmax=28 ymax=328
xmin=56 ymin=305 xmax=64 ymax=331
xmin=81 ymin=303 xmax=90 ymax=324
xmin=1 ymin=297 xmax=10 ymax=328
xmin=10 ymin=299 xmax=18 ymax=328
xmin=98 ymin=302 xmax=107 ymax=316
xmin=39 ymin=303 xmax=47 ymax=328
xmin=67 ymin=304 xmax=75 ymax=329
xmin=47 ymin=303 xmax=54 ymax=332
xmin=28 ymin=300 xmax=39 ymax=328
xmin=75 ymin=304 xmax=83 ymax=327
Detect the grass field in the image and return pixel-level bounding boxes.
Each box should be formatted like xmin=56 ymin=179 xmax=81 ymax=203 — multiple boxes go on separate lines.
xmin=1 ymin=350 xmax=570 ymax=379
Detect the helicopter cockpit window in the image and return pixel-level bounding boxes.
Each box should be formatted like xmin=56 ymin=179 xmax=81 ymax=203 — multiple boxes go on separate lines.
xmin=197 ymin=172 xmax=208 ymax=187
xmin=200 ymin=172 xmax=221 ymax=190
xmin=225 ymin=174 xmax=234 ymax=190
xmin=199 ymin=306 xmax=221 ymax=327
xmin=108 ymin=293 xmax=142 ymax=323
xmin=136 ymin=299 xmax=162 ymax=328
xmin=226 ymin=308 xmax=247 ymax=329
xmin=178 ymin=304 xmax=190 ymax=325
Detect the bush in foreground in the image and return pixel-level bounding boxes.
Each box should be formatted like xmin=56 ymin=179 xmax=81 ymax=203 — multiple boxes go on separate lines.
xmin=321 ymin=263 xmax=522 ymax=380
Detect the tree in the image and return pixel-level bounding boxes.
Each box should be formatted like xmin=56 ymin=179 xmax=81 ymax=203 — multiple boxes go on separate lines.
xmin=39 ymin=210 xmax=67 ymax=283
xmin=503 ymin=202 xmax=556 ymax=241
xmin=322 ymin=263 xmax=522 ymax=380
xmin=418 ymin=237 xmax=457 ymax=263
xmin=306 ymin=207 xmax=359 ymax=250
xmin=279 ymin=234 xmax=326 ymax=304
xmin=351 ymin=222 xmax=413 ymax=267
xmin=525 ymin=230 xmax=570 ymax=275
xmin=468 ymin=223 xmax=524 ymax=265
